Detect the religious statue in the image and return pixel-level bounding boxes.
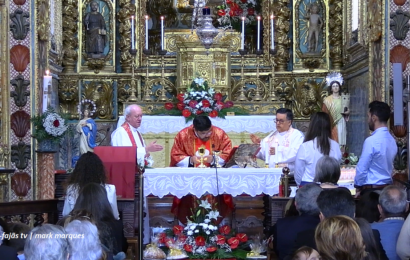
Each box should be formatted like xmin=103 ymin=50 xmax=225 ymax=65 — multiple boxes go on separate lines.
xmin=305 ymin=2 xmax=323 ymax=53
xmin=77 ymin=104 xmax=97 ymax=154
xmin=322 ymin=72 xmax=350 ymax=147
xmin=84 ymin=1 xmax=106 ymax=58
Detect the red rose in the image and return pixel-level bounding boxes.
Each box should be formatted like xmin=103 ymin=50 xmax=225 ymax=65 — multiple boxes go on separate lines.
xmin=173 ymin=225 xmax=184 ymax=235
xmin=344 ymin=159 xmax=350 ymax=164
xmin=226 ymin=0 xmax=233 ymax=5
xmin=183 ymin=244 xmax=193 ymax=252
xmin=343 ymin=152 xmax=349 ymax=158
xmin=189 ymin=100 xmax=198 ymax=108
xmin=158 ymin=232 xmax=166 ymax=244
xmin=206 ymin=246 xmax=217 ymax=253
xmin=227 ymin=237 xmax=240 ymax=249
xmin=177 ymin=93 xmax=185 ymax=101
xmin=165 ymin=102 xmax=174 ymax=110
xmin=240 ymin=0 xmax=247 ymax=2
xmin=177 ymin=102 xmax=185 ymax=111
xmin=214 ymin=93 xmax=223 ymax=101
xmin=224 ymin=101 xmax=234 ymax=108
xmin=202 ymin=99 xmax=210 ymax=108
xmin=219 ymin=225 xmax=231 ymax=235
xmin=247 ymin=8 xmax=255 ymax=15
xmin=236 ymin=233 xmax=248 ymax=242
xmin=209 ymin=110 xmax=218 ymax=118
xmin=182 ymin=109 xmax=191 ymax=118
xmin=196 ymin=110 xmax=203 ymax=115
xmin=195 ymin=236 xmax=205 ymax=246
xmin=53 ymin=119 xmax=60 ymax=127
xmin=178 ymin=234 xmax=187 ymax=243
xmin=217 ymin=9 xmax=226 ymax=16
xmin=144 ymin=159 xmax=149 ymax=166
xmin=216 ymin=234 xmax=226 ymax=245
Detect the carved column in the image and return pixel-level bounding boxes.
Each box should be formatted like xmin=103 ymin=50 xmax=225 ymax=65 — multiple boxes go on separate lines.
xmin=117 ymin=0 xmax=135 ymax=73
xmin=62 ymin=0 xmax=78 ymax=72
xmin=328 ymin=0 xmax=343 ymax=69
xmin=273 ymin=0 xmax=291 ymax=71
xmin=37 ymin=152 xmax=55 ymax=199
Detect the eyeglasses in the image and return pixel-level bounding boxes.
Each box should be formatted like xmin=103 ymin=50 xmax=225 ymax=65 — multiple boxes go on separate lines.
xmin=195 ymin=129 xmax=212 ymax=137
xmin=274 ymin=119 xmax=289 ymax=124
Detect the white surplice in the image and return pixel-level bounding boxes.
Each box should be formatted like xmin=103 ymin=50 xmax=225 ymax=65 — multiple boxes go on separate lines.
xmin=111 ymin=123 xmax=153 ymax=166
xmin=256 ymin=127 xmax=304 ymax=170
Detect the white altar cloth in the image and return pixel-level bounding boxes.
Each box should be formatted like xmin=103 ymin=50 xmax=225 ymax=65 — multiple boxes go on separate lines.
xmin=117 ymin=115 xmax=276 ymax=134
xmin=144 ymin=168 xmax=282 ymax=198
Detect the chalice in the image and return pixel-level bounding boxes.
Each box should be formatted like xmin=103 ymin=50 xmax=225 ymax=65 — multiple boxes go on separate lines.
xmin=197 ymin=146 xmax=207 ymax=168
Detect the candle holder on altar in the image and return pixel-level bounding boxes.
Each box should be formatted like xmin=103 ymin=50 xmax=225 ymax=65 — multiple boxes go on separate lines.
xmin=269 ymin=48 xmax=277 ymax=55
xmin=143 ymin=48 xmax=150 ymax=55
xmin=197 ymin=146 xmax=207 ymax=168
xmin=158 ymin=49 xmax=167 ymax=56
xmin=128 ymin=48 xmax=138 ymax=102
xmin=255 ymin=49 xmax=263 ymax=55
xmin=238 ymin=49 xmax=248 ymax=56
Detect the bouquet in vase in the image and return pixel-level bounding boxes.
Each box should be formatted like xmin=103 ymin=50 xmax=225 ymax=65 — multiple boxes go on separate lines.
xmin=158 ymin=197 xmax=250 ymax=259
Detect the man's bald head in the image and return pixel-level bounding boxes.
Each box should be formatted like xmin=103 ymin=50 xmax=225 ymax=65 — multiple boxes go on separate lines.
xmin=379 ymin=185 xmax=408 ymax=218
xmin=125 ymin=104 xmax=143 ymax=128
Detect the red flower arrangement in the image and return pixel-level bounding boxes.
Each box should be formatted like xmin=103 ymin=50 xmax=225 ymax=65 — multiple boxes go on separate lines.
xmin=159 ymin=198 xmax=250 ymax=259
xmin=216 ymin=0 xmax=259 ymax=31
xmin=160 ymin=77 xmax=247 ymax=122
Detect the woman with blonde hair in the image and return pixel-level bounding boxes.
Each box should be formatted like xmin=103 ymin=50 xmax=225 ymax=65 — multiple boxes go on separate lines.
xmin=315 ymin=215 xmax=367 ymax=260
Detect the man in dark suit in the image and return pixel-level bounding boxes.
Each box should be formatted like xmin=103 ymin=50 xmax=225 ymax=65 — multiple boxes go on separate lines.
xmin=285 ymin=188 xmax=387 ymax=260
xmin=269 ymin=183 xmax=322 ymax=260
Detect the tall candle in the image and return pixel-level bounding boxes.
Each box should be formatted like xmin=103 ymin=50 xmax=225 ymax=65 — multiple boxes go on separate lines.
xmin=145 ymin=15 xmax=149 ymax=49
xmin=131 ymin=16 xmax=135 ymax=49
xmin=257 ymin=16 xmax=261 ymax=50
xmin=241 ymin=16 xmax=245 ymax=49
xmin=43 ymin=70 xmax=52 ymax=112
xmin=270 ymin=15 xmax=274 ymax=49
xmin=161 ymin=16 xmax=165 ymax=50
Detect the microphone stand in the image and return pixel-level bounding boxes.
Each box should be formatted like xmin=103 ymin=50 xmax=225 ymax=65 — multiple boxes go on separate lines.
xmin=97 ymin=127 xmax=111 ymax=146
xmin=212 ymin=145 xmax=223 ymax=225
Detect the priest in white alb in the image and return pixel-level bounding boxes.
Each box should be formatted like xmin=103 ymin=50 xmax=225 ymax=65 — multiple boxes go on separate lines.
xmin=111 ymin=104 xmax=163 ymax=166
xmin=250 ymin=108 xmax=304 ymax=170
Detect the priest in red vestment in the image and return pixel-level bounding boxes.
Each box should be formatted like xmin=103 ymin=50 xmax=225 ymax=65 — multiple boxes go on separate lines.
xmin=170 ymin=115 xmax=234 ymax=224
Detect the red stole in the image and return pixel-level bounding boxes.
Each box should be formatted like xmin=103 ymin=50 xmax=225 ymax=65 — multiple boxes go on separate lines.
xmin=121 ymin=122 xmax=144 ymax=147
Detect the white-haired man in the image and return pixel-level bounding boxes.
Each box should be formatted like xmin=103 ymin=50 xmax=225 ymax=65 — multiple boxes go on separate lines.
xmin=111 ymin=104 xmax=163 ymax=166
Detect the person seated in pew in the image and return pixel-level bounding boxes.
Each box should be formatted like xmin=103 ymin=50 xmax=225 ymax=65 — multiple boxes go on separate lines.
xmin=62 ymin=152 xmax=120 ymax=220
xmin=250 ymin=108 xmax=304 ymax=169
xmin=313 ymin=155 xmax=341 ymax=189
xmin=169 ymin=115 xmax=233 ymax=224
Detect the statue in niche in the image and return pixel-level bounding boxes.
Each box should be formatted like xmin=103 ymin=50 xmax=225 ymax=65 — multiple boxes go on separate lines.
xmin=305 ymin=2 xmax=322 ymax=53
xmin=84 ymin=1 xmax=106 ymax=58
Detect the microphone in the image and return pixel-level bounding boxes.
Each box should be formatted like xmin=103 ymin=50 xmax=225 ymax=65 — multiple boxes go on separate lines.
xmin=98 ymin=127 xmax=111 ymax=146
xmin=212 ymin=144 xmax=221 ymax=207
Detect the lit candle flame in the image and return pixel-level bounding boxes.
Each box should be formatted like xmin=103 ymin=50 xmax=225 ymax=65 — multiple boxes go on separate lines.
xmin=45 ymin=70 xmax=50 ymax=76
xmin=257 ymin=16 xmax=261 ymax=20
xmin=271 ymin=14 xmax=274 ymax=19
xmin=145 ymin=15 xmax=149 ymax=20
xmin=241 ymin=16 xmax=245 ymax=21
xmin=160 ymin=16 xmax=164 ymax=20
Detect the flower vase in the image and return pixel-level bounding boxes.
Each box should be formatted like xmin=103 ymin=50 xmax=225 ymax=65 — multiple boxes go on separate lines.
xmin=37 ymin=139 xmax=59 ymax=152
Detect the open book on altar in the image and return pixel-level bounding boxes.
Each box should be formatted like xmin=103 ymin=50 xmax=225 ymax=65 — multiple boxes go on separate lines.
xmin=224 ymin=144 xmax=261 ymax=168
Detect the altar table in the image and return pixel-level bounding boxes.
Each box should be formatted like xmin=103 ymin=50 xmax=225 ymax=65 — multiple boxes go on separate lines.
xmin=144 ymin=167 xmax=283 ymax=198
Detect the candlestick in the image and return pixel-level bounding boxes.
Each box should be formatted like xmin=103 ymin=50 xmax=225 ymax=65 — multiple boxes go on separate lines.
xmin=257 ymin=16 xmax=261 ymax=50
xmin=241 ymin=17 xmax=245 ymax=50
xmin=42 ymin=70 xmax=52 ymax=112
xmin=145 ymin=15 xmax=149 ymax=50
xmin=161 ymin=16 xmax=164 ymax=50
xmin=270 ymin=15 xmax=274 ymax=50
xmin=131 ymin=16 xmax=135 ymax=49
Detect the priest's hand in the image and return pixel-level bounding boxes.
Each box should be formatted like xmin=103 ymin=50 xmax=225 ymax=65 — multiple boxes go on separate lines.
xmin=250 ymin=134 xmax=261 ymax=144
xmin=145 ymin=141 xmax=163 ymax=153
xmin=191 ymin=155 xmax=214 ymax=165
xmin=269 ymin=147 xmax=275 ymax=155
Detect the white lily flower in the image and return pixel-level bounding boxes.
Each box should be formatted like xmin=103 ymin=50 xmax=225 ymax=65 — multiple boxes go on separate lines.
xmin=198 ymin=200 xmax=212 ymax=209
xmin=206 ymin=231 xmax=210 ymax=235
xmin=187 ymin=230 xmax=193 ymax=235
xmin=206 ymin=210 xmax=220 ymax=220
xmin=194 ymin=230 xmax=199 ymax=233
xmin=204 ymin=219 xmax=211 ymax=224
xmin=194 ymin=78 xmax=205 ymax=86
